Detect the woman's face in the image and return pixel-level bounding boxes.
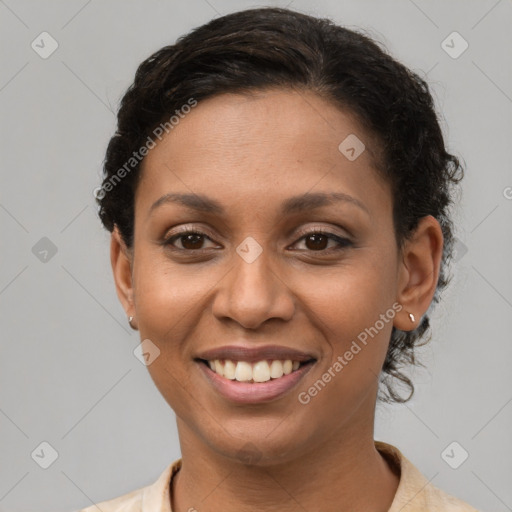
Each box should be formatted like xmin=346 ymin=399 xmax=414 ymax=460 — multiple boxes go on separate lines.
xmin=112 ymin=89 xmax=437 ymax=464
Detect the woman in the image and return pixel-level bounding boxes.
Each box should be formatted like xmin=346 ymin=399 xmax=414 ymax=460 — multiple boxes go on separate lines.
xmin=85 ymin=7 xmax=478 ymax=511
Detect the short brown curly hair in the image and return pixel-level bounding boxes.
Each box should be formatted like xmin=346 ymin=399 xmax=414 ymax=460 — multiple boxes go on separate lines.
xmin=96 ymin=7 xmax=464 ymax=403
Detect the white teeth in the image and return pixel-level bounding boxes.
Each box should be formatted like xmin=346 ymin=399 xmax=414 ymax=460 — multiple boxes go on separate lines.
xmin=252 ymin=361 xmax=270 ymax=382
xmin=283 ymin=360 xmax=293 ymax=375
xmin=223 ymin=359 xmax=236 ymax=380
xmin=269 ymin=360 xmax=284 ymax=379
xmin=206 ymin=359 xmax=305 ymax=382
xmin=234 ymin=361 xmax=252 ymax=382
xmin=214 ymin=359 xmax=224 ymax=377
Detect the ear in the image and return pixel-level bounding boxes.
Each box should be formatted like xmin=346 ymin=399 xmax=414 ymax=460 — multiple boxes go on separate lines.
xmin=110 ymin=225 xmax=136 ymax=324
xmin=394 ymin=215 xmax=444 ymax=331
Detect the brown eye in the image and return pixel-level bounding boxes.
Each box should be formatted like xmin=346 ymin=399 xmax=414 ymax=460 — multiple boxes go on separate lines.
xmin=180 ymin=233 xmax=206 ymax=250
xmin=165 ymin=231 xmax=218 ymax=251
xmin=292 ymin=230 xmax=352 ymax=252
xmin=305 ymin=233 xmax=329 ymax=250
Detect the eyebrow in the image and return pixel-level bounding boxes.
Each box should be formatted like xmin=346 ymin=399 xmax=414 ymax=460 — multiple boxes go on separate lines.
xmin=148 ymin=191 xmax=369 ymax=218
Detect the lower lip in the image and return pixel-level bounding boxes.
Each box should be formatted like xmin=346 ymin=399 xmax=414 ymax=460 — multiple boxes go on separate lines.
xmin=196 ymin=360 xmax=315 ymax=404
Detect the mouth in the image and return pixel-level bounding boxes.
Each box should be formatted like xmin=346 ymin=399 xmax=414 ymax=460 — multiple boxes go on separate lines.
xmin=196 ymin=358 xmax=315 ymax=383
xmin=193 ymin=345 xmax=317 ymax=404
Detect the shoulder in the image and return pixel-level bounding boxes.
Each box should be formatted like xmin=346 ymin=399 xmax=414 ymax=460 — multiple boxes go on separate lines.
xmin=75 ymin=459 xmax=181 ymax=512
xmin=77 ymin=486 xmax=144 ymax=512
xmin=375 ymin=441 xmax=480 ymax=512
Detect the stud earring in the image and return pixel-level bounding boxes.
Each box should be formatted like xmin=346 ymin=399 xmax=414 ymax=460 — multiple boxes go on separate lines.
xmin=408 ymin=312 xmax=415 ymax=323
xmin=128 ymin=315 xmax=137 ymax=330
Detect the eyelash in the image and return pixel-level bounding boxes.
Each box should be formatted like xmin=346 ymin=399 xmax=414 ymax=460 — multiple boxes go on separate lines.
xmin=162 ymin=228 xmax=352 ymax=254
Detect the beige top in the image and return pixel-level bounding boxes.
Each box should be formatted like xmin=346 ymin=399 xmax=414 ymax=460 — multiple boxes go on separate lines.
xmin=78 ymin=441 xmax=479 ymax=511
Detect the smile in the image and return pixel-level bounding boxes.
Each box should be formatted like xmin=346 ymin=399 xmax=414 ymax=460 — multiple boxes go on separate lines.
xmin=205 ymin=358 xmax=302 ymax=382
xmin=196 ymin=358 xmax=316 ymax=404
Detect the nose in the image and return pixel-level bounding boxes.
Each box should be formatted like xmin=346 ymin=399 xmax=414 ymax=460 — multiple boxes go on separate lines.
xmin=211 ymin=247 xmax=295 ymax=330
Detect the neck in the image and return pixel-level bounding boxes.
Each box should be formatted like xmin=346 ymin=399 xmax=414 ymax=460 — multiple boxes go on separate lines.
xmin=171 ymin=415 xmax=400 ymax=512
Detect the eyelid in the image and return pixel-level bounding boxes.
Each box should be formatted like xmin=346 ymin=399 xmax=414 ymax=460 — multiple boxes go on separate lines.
xmin=293 ymin=224 xmax=351 ymax=239
xmin=289 ymin=227 xmax=352 ymax=251
xmin=164 ymin=224 xmax=217 ymax=240
xmin=162 ymin=225 xmax=352 ymax=255
xmin=163 ymin=225 xmax=221 ymax=249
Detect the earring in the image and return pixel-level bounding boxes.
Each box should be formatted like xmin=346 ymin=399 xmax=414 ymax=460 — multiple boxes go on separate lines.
xmin=128 ymin=315 xmax=137 ymax=330
xmin=408 ymin=312 xmax=415 ymax=323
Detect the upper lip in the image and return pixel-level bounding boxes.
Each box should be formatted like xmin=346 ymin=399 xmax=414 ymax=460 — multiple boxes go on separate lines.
xmin=195 ymin=345 xmax=317 ymax=363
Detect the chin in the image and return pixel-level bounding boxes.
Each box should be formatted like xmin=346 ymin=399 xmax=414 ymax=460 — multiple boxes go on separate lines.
xmin=200 ymin=419 xmax=314 ymax=467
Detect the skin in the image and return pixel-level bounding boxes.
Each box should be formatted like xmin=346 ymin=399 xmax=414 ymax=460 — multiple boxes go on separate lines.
xmin=110 ymin=88 xmax=443 ymax=512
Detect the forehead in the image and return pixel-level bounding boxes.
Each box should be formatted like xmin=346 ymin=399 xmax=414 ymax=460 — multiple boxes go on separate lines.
xmin=136 ymin=89 xmax=388 ymax=218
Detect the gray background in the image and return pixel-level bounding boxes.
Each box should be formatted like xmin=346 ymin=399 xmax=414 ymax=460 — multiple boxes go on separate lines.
xmin=0 ymin=0 xmax=511 ymax=511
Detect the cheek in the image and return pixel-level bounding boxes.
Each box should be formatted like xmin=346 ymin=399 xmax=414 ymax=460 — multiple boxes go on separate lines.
xmin=295 ymin=252 xmax=397 ymax=340
xmin=133 ymin=255 xmax=209 ymax=339
xmin=293 ymin=251 xmax=397 ymax=401
xmin=295 ymin=286 xmax=396 ymax=425
xmin=131 ymin=258 xmax=207 ymax=399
